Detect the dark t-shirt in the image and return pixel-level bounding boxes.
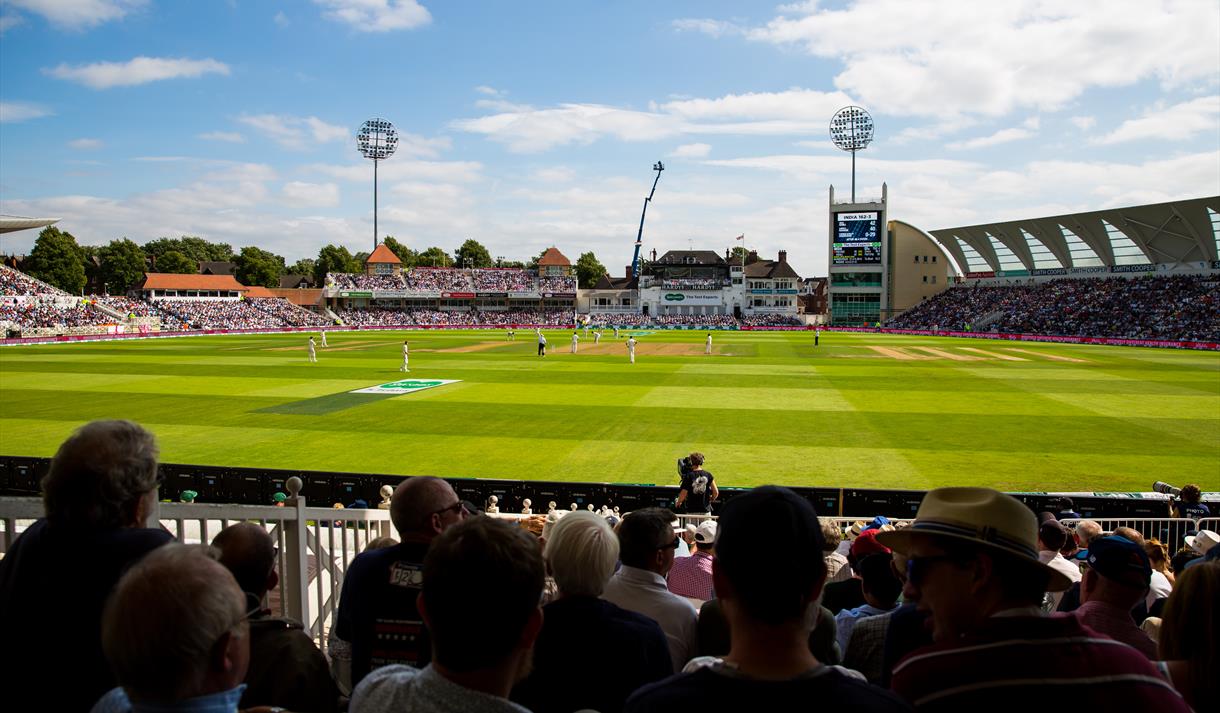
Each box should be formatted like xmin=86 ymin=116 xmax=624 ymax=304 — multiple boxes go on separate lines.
xmin=1177 ymin=501 xmax=1210 ymax=519
xmin=680 ymin=470 xmax=715 ymax=513
xmin=513 ymin=596 xmax=672 ymax=713
xmin=0 ymin=518 xmax=172 ymax=712
xmin=822 ymin=578 xmax=866 ymax=615
xmin=242 ymin=615 xmax=342 ymax=713
xmin=625 ymin=663 xmax=910 ymax=713
xmin=335 ymin=541 xmax=432 ymax=687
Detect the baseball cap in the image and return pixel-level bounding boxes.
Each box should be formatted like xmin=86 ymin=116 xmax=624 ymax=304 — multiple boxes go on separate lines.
xmin=850 ymin=528 xmax=892 ymax=560
xmin=1087 ymin=536 xmax=1151 ymax=587
xmin=863 ymin=516 xmax=891 ymax=531
xmin=695 ymin=520 xmax=718 ymax=545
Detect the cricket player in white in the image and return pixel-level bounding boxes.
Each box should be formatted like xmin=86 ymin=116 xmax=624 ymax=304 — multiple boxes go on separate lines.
xmin=537 ymin=330 xmax=547 ymax=357
xmin=593 ymin=330 xmax=601 ymax=345
xmin=626 ymin=336 xmax=637 ymax=364
xmin=320 ymin=329 xmax=328 ymax=347
xmin=400 ymin=340 xmax=410 ymax=372
xmin=307 ymin=336 xmax=317 ymax=363
xmin=613 ymin=326 xmax=619 ymax=339
xmin=571 ymin=331 xmax=579 ymax=353
xmin=705 ymin=332 xmax=712 ymax=355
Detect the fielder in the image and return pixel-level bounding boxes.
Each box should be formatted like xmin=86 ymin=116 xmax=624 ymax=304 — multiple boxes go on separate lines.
xmin=593 ymin=330 xmax=601 ymax=345
xmin=400 ymin=340 xmax=410 ymax=372
xmin=613 ymin=326 xmax=620 ymax=339
xmin=571 ymin=331 xmax=579 ymax=353
xmin=626 ymin=335 xmax=637 ymax=364
xmin=705 ymin=332 xmax=713 ymax=355
xmin=537 ymin=330 xmax=547 ymax=357
xmin=320 ymin=329 xmax=328 ymax=347
xmin=307 ymin=336 xmax=317 ymax=363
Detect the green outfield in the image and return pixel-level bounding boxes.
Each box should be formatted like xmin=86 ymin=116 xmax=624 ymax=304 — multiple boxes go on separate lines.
xmin=1 ymin=329 xmax=1218 ymax=493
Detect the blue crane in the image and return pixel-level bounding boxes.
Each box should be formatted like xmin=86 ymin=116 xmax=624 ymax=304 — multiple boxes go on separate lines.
xmin=631 ymin=161 xmax=664 ymax=278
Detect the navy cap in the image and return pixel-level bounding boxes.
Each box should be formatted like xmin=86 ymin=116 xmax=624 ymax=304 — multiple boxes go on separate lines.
xmin=1087 ymin=536 xmax=1151 ymax=587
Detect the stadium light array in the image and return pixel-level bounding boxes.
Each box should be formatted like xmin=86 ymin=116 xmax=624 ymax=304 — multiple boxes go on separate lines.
xmin=357 ymin=118 xmax=399 ymax=250
xmin=830 ymin=106 xmax=874 ymax=203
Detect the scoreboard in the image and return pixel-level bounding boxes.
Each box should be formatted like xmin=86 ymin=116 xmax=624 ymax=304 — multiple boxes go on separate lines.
xmin=832 ymin=211 xmax=882 ymax=265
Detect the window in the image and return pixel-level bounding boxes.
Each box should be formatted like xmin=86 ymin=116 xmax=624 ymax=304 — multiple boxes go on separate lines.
xmin=914 ymin=255 xmax=920 ymax=263
xmin=922 ymin=275 xmax=928 ymax=283
xmin=923 ymin=256 xmax=928 ymax=263
xmin=931 ymin=275 xmax=937 ymax=284
xmin=932 ymin=255 xmax=937 ymax=263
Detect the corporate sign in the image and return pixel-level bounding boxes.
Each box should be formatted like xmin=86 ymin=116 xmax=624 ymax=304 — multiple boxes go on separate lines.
xmin=832 ymin=212 xmax=882 ymax=266
xmin=350 ymin=379 xmax=461 ymax=395
xmin=662 ymin=292 xmax=723 ymax=304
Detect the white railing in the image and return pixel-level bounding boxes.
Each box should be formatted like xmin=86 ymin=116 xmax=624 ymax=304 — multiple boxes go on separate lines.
xmin=1060 ymin=517 xmax=1202 ymax=549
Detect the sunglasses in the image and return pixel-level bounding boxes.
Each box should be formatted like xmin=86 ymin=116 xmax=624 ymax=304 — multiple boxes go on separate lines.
xmin=659 ymin=536 xmax=681 ymax=551
xmin=432 ymin=501 xmax=468 ymax=517
xmin=905 ymin=555 xmax=961 ymax=586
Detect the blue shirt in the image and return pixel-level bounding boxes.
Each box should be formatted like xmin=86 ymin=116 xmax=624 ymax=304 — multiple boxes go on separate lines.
xmin=91 ymin=684 xmax=247 ymax=713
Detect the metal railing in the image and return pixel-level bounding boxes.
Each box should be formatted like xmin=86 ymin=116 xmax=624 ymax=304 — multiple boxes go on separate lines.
xmin=1060 ymin=517 xmax=1204 ymax=550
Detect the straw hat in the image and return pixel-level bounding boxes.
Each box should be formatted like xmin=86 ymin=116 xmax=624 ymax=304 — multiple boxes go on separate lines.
xmin=876 ymin=487 xmax=1072 ymax=591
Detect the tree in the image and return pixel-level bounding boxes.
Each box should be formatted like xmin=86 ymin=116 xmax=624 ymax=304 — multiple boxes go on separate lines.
xmin=142 ymin=236 xmax=233 ymax=263
xmin=25 ymin=226 xmax=86 ymax=294
xmin=315 ymin=244 xmax=362 ymax=284
xmin=79 ymin=244 xmax=103 ymax=292
xmin=416 ymin=246 xmax=453 ymax=267
xmin=353 ymin=251 xmax=371 ymax=265
xmin=382 ymin=236 xmax=418 ymax=267
xmin=157 ymin=250 xmax=197 ymax=274
xmin=526 ymin=248 xmax=550 ymax=270
xmin=235 ymin=246 xmax=284 ymax=288
xmin=98 ymin=238 xmax=147 ymax=294
xmin=574 ymin=251 xmax=608 ymax=289
xmin=730 ymin=246 xmax=749 ymax=265
xmin=453 ymin=238 xmax=493 ymax=268
xmin=287 ymin=258 xmax=316 ymax=277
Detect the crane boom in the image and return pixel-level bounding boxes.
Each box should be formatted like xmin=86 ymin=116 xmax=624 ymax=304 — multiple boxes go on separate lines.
xmin=631 ymin=161 xmax=664 ymax=278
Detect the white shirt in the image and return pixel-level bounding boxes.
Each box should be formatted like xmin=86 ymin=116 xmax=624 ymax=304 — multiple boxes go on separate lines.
xmin=351 ymin=664 xmax=529 ymax=713
xmin=1039 ymin=550 xmax=1082 ymax=610
xmin=602 ymin=565 xmax=698 ymax=672
xmin=627 ymin=338 xmax=637 ymax=350
xmin=1147 ymin=570 xmax=1172 ymax=609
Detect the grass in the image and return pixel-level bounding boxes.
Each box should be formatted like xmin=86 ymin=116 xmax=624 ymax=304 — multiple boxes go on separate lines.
xmin=1 ymin=329 xmax=1218 ymax=493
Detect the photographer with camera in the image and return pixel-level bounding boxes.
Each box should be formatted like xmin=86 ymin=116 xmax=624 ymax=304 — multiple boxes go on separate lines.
xmin=675 ymin=452 xmax=719 ymax=514
xmin=1156 ymin=482 xmax=1210 ymax=520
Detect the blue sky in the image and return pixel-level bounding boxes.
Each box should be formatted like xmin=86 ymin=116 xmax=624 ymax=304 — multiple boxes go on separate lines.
xmin=1 ymin=0 xmax=1217 ymax=277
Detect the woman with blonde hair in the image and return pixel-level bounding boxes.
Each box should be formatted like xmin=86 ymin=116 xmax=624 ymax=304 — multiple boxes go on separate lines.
xmin=1157 ymin=562 xmax=1219 ymax=710
xmin=1144 ymin=538 xmax=1175 ymax=586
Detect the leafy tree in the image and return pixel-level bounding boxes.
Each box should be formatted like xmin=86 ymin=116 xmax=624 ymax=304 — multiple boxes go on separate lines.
xmin=526 ymin=248 xmax=549 ymax=270
xmin=574 ymin=251 xmax=608 ymax=289
xmin=416 ymin=246 xmax=453 ymax=267
xmin=142 ymin=236 xmax=233 ymax=263
xmin=729 ymin=246 xmax=750 ymax=265
xmin=353 ymin=251 xmax=371 ymax=265
xmin=25 ymin=226 xmax=86 ymax=294
xmin=235 ymin=246 xmax=284 ymax=288
xmin=453 ymin=238 xmax=493 ymax=268
xmin=287 ymin=258 xmax=316 ymax=277
xmin=79 ymin=244 xmax=104 ymax=291
xmin=157 ymin=250 xmax=197 ymax=274
xmin=498 ymin=260 xmax=526 ymax=268
xmin=315 ymin=244 xmax=362 ymax=284
xmin=382 ymin=236 xmax=418 ymax=267
xmin=98 ymin=238 xmax=147 ymax=294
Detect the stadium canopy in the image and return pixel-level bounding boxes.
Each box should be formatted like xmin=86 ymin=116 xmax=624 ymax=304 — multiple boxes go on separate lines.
xmin=929 ymin=196 xmax=1220 ymax=274
xmin=0 ymin=215 xmax=59 ymax=234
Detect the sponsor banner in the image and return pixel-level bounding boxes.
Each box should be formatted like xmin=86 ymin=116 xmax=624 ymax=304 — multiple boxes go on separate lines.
xmin=662 ymin=292 xmax=723 ymax=304
xmin=1032 ymin=268 xmax=1068 ymax=276
xmin=966 ymin=271 xmax=995 ymax=279
xmin=776 ymin=289 xmax=799 ymax=294
xmin=995 ymin=270 xmax=1029 ymax=278
xmin=1068 ymin=266 xmax=1107 ymax=274
xmin=442 ymin=292 xmax=476 ymax=299
xmin=477 ymin=292 xmax=508 ymax=298
xmin=339 ymin=291 xmax=373 ymax=298
xmin=508 ymin=291 xmax=540 ymax=299
xmin=739 ymin=325 xmax=816 ymax=331
xmin=748 ymin=289 xmax=773 ymax=295
xmin=542 ymin=292 xmax=577 ymax=299
xmin=350 ymin=378 xmax=461 ymax=395
xmin=823 ymin=327 xmax=1219 ymax=351
xmin=373 ymin=290 xmax=410 ymax=298
xmin=1212 ymin=260 xmax=1220 ymax=270
xmin=1110 ymin=264 xmax=1156 ymax=274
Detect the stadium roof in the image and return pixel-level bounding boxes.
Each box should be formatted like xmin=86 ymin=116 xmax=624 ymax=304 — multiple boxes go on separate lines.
xmin=140 ymin=273 xmax=248 ymax=291
xmin=537 ymin=246 xmax=571 ymax=266
xmin=366 ymin=244 xmax=401 ymax=264
xmin=929 ymin=196 xmax=1220 ymax=274
xmin=0 ymin=215 xmax=59 ymax=234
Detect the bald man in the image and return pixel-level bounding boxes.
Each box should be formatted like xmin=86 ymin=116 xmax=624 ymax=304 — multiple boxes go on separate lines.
xmin=335 ymin=477 xmax=469 ymax=687
xmin=212 ymin=523 xmax=340 ymax=713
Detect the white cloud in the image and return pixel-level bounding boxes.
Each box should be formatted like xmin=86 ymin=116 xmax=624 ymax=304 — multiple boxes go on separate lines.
xmin=273 ymin=11 xmax=289 ymax=27
xmin=670 ymin=143 xmax=711 ymax=158
xmin=681 ymin=1 xmax=1220 ymax=118
xmin=946 ymin=127 xmax=1036 ymax=151
xmin=1070 ymin=116 xmax=1096 ymax=130
xmin=199 ymin=131 xmax=246 ymax=143
xmin=0 ymin=100 xmax=53 ymax=123
xmin=672 ymin=18 xmax=742 ymax=38
xmin=313 ymin=0 xmax=431 ymax=32
xmin=282 ymin=181 xmax=340 ymax=207
xmin=237 ymin=114 xmax=349 ymax=150
xmin=452 ymin=103 xmax=677 ymax=153
xmin=307 ymin=158 xmax=484 ymax=184
xmin=475 ymin=85 xmax=505 ymax=97
xmin=45 ymin=56 xmax=229 ymax=89
xmin=1090 ymin=95 xmax=1220 ymax=145
xmin=68 ymin=138 xmax=103 ymax=150
xmin=531 ymin=167 xmax=577 ymax=183
xmin=0 ymin=11 xmax=25 ymax=32
xmin=6 ymin=0 xmax=144 ymax=30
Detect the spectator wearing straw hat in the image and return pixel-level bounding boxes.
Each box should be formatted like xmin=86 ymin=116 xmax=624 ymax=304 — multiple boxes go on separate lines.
xmin=881 ymin=487 xmax=1189 ymax=712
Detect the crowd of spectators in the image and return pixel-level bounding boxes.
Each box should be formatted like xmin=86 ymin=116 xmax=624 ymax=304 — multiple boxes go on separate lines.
xmin=91 ymin=296 xmax=162 ymax=318
xmin=890 ymin=275 xmax=1220 ymax=342
xmin=155 ymin=299 xmax=312 ymax=331
xmin=739 ymin=313 xmax=803 ymax=326
xmin=247 ymin=298 xmax=330 ymax=327
xmin=338 ymin=307 xmax=573 ymax=326
xmin=0 ymin=264 xmax=65 ymax=296
xmin=328 ymin=274 xmax=407 ymax=290
xmin=473 ymin=269 xmax=534 ymax=291
xmin=585 ymin=313 xmax=740 ymax=327
xmin=0 ymin=299 xmax=109 ymax=329
xmin=6 ymin=421 xmax=1216 ymax=712
xmin=403 ymin=268 xmax=474 ymax=292
xmin=538 ymin=275 xmax=578 ymax=293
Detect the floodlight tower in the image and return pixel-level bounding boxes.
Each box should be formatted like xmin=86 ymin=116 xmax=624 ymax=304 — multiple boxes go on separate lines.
xmin=357 ymin=118 xmax=398 ymax=250
xmin=829 ymin=106 xmax=874 ymax=202
xmin=631 ymin=161 xmax=664 ymax=278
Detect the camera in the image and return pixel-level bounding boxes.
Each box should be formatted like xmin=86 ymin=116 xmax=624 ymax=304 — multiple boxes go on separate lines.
xmin=677 ymin=457 xmax=694 ymax=478
xmin=1152 ymin=481 xmax=1181 ymax=498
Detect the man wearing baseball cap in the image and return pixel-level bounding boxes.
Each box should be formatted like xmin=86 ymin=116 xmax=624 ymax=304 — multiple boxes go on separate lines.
xmin=880 ymin=487 xmax=1188 ymax=711
xmin=1073 ymin=536 xmax=1157 ymax=659
xmin=667 ymin=520 xmax=717 ymax=601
